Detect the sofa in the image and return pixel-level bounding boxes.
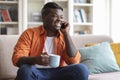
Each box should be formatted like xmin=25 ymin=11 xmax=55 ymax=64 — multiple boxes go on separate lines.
xmin=0 ymin=35 xmax=120 ymax=80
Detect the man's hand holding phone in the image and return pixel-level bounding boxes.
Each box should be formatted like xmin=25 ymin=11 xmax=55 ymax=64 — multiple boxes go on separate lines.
xmin=60 ymin=21 xmax=70 ymax=33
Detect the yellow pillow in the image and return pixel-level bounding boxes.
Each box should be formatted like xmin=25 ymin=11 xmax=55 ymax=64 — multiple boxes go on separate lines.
xmin=86 ymin=43 xmax=120 ymax=67
xmin=111 ymin=43 xmax=120 ymax=67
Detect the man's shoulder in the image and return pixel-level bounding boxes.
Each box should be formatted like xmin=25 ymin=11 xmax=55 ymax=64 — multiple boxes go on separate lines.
xmin=27 ymin=26 xmax=41 ymax=31
xmin=24 ymin=26 xmax=42 ymax=33
xmin=20 ymin=25 xmax=43 ymax=37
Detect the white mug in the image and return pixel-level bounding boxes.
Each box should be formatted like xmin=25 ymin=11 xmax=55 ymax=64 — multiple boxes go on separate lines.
xmin=49 ymin=54 xmax=60 ymax=68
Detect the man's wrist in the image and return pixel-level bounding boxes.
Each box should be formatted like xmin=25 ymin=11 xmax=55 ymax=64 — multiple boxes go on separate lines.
xmin=62 ymin=31 xmax=69 ymax=36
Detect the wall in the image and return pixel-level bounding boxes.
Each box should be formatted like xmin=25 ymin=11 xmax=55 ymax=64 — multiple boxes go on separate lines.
xmin=93 ymin=0 xmax=110 ymax=35
xmin=111 ymin=0 xmax=120 ymax=42
xmin=93 ymin=0 xmax=120 ymax=42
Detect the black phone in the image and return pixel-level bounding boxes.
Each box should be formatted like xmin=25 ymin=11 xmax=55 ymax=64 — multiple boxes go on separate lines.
xmin=61 ymin=23 xmax=66 ymax=29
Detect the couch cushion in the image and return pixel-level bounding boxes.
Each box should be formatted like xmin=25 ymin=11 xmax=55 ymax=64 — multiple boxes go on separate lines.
xmin=89 ymin=72 xmax=120 ymax=80
xmin=71 ymin=35 xmax=113 ymax=49
xmin=0 ymin=35 xmax=19 ymax=79
xmin=79 ymin=42 xmax=120 ymax=74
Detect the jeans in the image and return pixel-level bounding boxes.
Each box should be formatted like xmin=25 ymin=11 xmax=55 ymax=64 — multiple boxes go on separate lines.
xmin=17 ymin=63 xmax=89 ymax=80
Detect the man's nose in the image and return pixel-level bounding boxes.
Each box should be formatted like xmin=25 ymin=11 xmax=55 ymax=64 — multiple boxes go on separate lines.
xmin=57 ymin=16 xmax=63 ymax=21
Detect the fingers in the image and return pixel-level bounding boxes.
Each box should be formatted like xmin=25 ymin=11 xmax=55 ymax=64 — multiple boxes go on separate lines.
xmin=41 ymin=58 xmax=50 ymax=66
xmin=62 ymin=21 xmax=68 ymax=26
xmin=40 ymin=53 xmax=50 ymax=66
xmin=40 ymin=52 xmax=49 ymax=59
xmin=42 ymin=52 xmax=48 ymax=55
xmin=41 ymin=57 xmax=49 ymax=63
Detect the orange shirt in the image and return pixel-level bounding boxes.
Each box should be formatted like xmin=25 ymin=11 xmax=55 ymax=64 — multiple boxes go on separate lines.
xmin=12 ymin=26 xmax=81 ymax=67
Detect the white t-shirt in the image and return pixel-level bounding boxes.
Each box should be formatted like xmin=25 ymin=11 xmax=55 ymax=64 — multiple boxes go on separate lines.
xmin=35 ymin=36 xmax=55 ymax=68
xmin=44 ymin=36 xmax=54 ymax=54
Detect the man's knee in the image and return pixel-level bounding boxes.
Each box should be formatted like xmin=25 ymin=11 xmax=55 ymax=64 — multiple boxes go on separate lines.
xmin=73 ymin=64 xmax=89 ymax=73
xmin=75 ymin=64 xmax=89 ymax=79
xmin=77 ymin=64 xmax=89 ymax=72
xmin=69 ymin=64 xmax=89 ymax=80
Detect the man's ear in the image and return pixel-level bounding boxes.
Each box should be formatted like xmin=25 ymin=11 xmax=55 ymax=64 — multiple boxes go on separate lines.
xmin=42 ymin=15 xmax=46 ymax=22
xmin=42 ymin=16 xmax=44 ymax=21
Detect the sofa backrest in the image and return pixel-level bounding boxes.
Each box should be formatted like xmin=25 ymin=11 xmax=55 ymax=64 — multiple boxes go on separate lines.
xmin=0 ymin=35 xmax=113 ymax=79
xmin=0 ymin=35 xmax=19 ymax=79
xmin=71 ymin=35 xmax=113 ymax=49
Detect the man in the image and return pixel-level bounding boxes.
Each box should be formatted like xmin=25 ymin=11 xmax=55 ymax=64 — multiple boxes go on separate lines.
xmin=12 ymin=2 xmax=89 ymax=80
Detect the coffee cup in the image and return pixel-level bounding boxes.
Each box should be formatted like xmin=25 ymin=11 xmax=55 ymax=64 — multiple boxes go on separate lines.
xmin=49 ymin=54 xmax=60 ymax=68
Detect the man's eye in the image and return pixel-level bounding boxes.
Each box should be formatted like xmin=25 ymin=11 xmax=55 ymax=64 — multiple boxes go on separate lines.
xmin=60 ymin=16 xmax=64 ymax=19
xmin=51 ymin=14 xmax=57 ymax=17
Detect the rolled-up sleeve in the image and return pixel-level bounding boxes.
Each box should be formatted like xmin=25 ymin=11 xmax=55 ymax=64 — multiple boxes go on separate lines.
xmin=12 ymin=29 xmax=32 ymax=66
xmin=63 ymin=50 xmax=81 ymax=65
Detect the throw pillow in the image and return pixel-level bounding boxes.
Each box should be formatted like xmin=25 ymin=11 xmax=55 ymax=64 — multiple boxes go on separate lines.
xmin=111 ymin=43 xmax=120 ymax=67
xmin=86 ymin=43 xmax=120 ymax=67
xmin=79 ymin=42 xmax=120 ymax=74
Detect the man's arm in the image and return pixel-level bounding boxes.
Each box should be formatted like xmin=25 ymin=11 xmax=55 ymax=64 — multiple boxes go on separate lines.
xmin=16 ymin=52 xmax=49 ymax=67
xmin=60 ymin=22 xmax=81 ymax=64
xmin=12 ymin=29 xmax=49 ymax=67
xmin=62 ymin=32 xmax=77 ymax=57
xmin=61 ymin=22 xmax=77 ymax=57
xmin=16 ymin=56 xmax=36 ymax=67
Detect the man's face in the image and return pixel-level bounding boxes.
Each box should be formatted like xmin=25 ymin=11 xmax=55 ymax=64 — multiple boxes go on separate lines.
xmin=43 ymin=9 xmax=64 ymax=31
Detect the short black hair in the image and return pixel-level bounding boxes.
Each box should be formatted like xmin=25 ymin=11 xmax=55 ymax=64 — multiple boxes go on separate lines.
xmin=41 ymin=2 xmax=63 ymax=17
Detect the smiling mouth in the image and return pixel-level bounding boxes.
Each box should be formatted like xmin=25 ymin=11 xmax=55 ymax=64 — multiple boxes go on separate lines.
xmin=55 ymin=25 xmax=61 ymax=30
xmin=55 ymin=22 xmax=61 ymax=27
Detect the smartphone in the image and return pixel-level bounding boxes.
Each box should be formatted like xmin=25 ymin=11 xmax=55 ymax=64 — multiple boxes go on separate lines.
xmin=61 ymin=23 xmax=66 ymax=29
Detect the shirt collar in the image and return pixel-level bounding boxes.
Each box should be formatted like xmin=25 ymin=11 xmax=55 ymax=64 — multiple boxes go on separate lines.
xmin=39 ymin=25 xmax=46 ymax=35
